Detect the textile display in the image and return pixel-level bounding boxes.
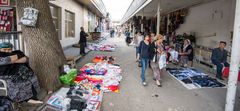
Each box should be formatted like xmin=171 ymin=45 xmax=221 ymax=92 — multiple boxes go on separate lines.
xmin=87 ymin=43 xmax=117 ymax=52
xmin=46 ymin=56 xmax=122 ymax=111
xmin=167 ymin=68 xmax=225 ymax=89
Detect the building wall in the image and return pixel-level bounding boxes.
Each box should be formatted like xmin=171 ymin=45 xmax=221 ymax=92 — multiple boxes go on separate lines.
xmin=83 ymin=7 xmax=89 ymax=32
xmin=176 ymin=0 xmax=236 ymax=51
xmin=50 ymin=0 xmax=84 ymax=48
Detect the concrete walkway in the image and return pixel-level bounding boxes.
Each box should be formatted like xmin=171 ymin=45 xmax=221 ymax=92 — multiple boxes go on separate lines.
xmin=76 ymin=36 xmax=240 ymax=111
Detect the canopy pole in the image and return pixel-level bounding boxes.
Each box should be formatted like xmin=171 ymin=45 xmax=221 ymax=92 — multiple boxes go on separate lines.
xmin=225 ymin=1 xmax=240 ymax=111
xmin=141 ymin=9 xmax=144 ymax=32
xmin=156 ymin=0 xmax=161 ymax=34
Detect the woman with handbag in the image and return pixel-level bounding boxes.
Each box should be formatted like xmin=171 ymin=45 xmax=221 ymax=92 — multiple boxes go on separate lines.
xmin=149 ymin=34 xmax=164 ymax=87
xmin=139 ymin=35 xmax=150 ymax=86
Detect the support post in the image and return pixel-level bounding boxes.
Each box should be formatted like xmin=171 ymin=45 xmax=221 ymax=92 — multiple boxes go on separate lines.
xmin=141 ymin=9 xmax=144 ymax=32
xmin=156 ymin=1 xmax=161 ymax=34
xmin=225 ymin=1 xmax=240 ymax=111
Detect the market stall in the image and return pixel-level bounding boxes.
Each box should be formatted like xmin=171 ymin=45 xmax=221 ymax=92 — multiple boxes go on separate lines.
xmin=166 ymin=67 xmax=225 ymax=90
xmin=87 ymin=43 xmax=117 ymax=52
xmin=40 ymin=56 xmax=122 ymax=111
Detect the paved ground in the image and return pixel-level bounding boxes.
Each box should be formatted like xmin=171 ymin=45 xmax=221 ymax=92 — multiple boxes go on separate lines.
xmin=76 ymin=36 xmax=240 ymax=111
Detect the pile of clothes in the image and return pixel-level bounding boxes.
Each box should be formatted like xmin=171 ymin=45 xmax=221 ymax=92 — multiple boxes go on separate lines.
xmin=167 ymin=68 xmax=225 ymax=88
xmin=87 ymin=43 xmax=117 ymax=52
xmin=47 ymin=56 xmax=122 ymax=111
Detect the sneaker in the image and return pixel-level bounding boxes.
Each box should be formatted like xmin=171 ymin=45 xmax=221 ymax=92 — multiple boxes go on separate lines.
xmin=142 ymin=82 xmax=147 ymax=86
xmin=156 ymin=80 xmax=162 ymax=87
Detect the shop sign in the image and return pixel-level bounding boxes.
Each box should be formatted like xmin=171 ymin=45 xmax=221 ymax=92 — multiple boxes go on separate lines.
xmin=19 ymin=7 xmax=39 ymax=27
xmin=0 ymin=0 xmax=10 ymax=6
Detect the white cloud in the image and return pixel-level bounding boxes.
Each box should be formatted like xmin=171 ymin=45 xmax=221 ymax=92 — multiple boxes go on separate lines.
xmin=102 ymin=0 xmax=133 ymax=21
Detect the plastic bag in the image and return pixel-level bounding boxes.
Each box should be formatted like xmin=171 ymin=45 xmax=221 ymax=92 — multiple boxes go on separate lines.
xmin=159 ymin=53 xmax=167 ymax=69
xmin=59 ymin=69 xmax=77 ymax=85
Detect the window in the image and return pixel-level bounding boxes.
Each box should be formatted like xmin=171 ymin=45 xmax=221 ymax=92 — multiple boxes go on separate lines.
xmin=65 ymin=10 xmax=75 ymax=37
xmin=50 ymin=5 xmax=61 ymax=40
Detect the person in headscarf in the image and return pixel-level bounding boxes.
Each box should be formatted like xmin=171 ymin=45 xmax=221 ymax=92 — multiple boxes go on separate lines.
xmin=0 ymin=42 xmax=42 ymax=104
xmin=179 ymin=39 xmax=194 ymax=67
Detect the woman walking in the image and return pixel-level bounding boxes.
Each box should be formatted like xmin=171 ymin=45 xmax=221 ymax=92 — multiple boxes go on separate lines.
xmin=139 ymin=35 xmax=150 ymax=86
xmin=149 ymin=34 xmax=164 ymax=87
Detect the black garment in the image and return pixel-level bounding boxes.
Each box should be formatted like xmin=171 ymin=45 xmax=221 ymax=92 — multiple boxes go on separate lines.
xmin=0 ymin=50 xmax=26 ymax=76
xmin=79 ymin=31 xmax=88 ymax=54
xmin=211 ymin=48 xmax=228 ymax=65
xmin=149 ymin=42 xmax=157 ymax=61
xmin=184 ymin=45 xmax=193 ymax=61
xmin=211 ymin=48 xmax=229 ymax=79
xmin=139 ymin=41 xmax=150 ymax=59
xmin=80 ymin=42 xmax=86 ymax=55
xmin=79 ymin=31 xmax=88 ymax=43
xmin=0 ymin=51 xmax=40 ymax=102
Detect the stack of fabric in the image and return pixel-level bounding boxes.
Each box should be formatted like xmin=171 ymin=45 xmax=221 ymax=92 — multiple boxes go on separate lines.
xmin=167 ymin=68 xmax=225 ymax=88
xmin=87 ymin=43 xmax=117 ymax=52
xmin=47 ymin=56 xmax=122 ymax=111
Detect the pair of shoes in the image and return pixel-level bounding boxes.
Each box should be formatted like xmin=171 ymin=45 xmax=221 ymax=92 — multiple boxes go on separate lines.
xmin=156 ymin=80 xmax=162 ymax=87
xmin=142 ymin=82 xmax=147 ymax=86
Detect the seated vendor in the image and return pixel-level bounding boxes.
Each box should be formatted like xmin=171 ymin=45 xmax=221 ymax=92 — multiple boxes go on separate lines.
xmin=0 ymin=42 xmax=42 ymax=104
xmin=211 ymin=41 xmax=229 ymax=80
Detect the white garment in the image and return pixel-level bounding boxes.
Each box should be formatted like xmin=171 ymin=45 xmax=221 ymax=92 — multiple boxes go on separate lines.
xmin=137 ymin=35 xmax=143 ymax=47
xmin=169 ymin=50 xmax=179 ymax=62
xmin=159 ymin=53 xmax=167 ymax=69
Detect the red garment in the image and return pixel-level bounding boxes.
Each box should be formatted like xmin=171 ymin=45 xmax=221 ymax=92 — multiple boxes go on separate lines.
xmin=222 ymin=67 xmax=240 ymax=81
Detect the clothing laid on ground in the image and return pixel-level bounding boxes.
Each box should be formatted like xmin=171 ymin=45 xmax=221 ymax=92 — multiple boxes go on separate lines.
xmin=167 ymin=68 xmax=225 ymax=88
xmin=211 ymin=48 xmax=229 ymax=78
xmin=0 ymin=50 xmax=40 ymax=102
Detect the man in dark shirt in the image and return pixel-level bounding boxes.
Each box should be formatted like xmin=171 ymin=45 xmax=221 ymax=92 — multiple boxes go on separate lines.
xmin=79 ymin=27 xmax=88 ymax=55
xmin=211 ymin=41 xmax=229 ymax=80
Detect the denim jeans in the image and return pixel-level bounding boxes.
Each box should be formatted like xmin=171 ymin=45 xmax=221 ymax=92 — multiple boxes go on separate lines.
xmin=141 ymin=58 xmax=149 ymax=82
xmin=136 ymin=46 xmax=140 ymax=58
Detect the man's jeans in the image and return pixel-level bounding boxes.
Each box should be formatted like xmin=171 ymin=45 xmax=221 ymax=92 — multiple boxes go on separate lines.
xmin=141 ymin=58 xmax=149 ymax=82
xmin=212 ymin=60 xmax=229 ymax=78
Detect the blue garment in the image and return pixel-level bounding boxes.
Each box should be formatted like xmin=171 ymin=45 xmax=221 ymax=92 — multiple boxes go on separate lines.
xmin=139 ymin=41 xmax=150 ymax=59
xmin=211 ymin=48 xmax=229 ymax=78
xmin=211 ymin=48 xmax=228 ymax=64
xmin=141 ymin=58 xmax=149 ymax=82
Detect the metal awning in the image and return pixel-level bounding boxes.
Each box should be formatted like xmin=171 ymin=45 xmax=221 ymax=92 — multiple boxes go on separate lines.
xmin=121 ymin=0 xmax=216 ymax=23
xmin=75 ymin=0 xmax=107 ymax=18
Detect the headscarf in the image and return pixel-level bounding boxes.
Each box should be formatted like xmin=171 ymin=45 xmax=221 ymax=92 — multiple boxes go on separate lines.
xmin=0 ymin=42 xmax=13 ymax=49
xmin=183 ymin=39 xmax=191 ymax=52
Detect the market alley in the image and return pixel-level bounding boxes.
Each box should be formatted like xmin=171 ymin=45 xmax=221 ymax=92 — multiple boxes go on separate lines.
xmin=75 ymin=36 xmax=240 ymax=111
